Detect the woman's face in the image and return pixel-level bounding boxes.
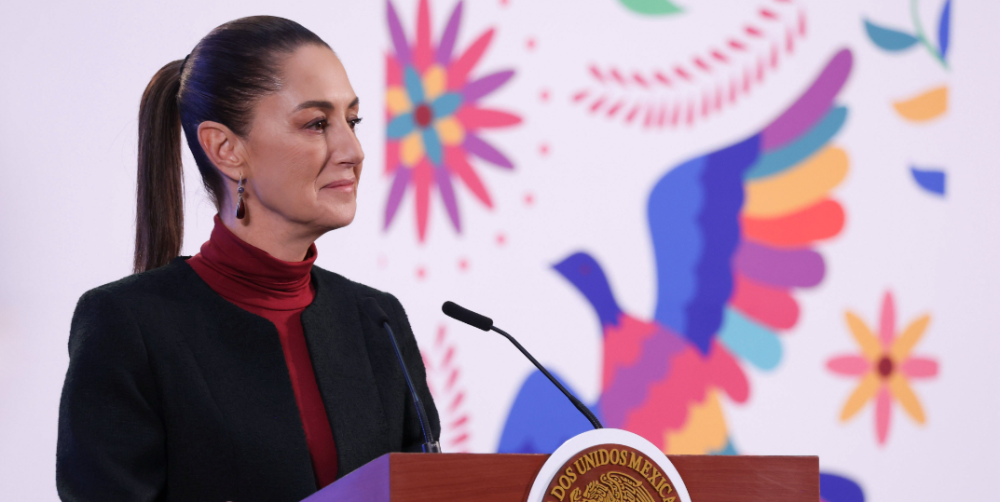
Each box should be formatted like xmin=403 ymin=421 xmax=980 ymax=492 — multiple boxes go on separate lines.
xmin=241 ymin=44 xmax=364 ymax=233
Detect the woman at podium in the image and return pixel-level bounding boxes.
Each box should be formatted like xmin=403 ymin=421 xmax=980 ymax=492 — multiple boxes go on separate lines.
xmin=56 ymin=16 xmax=440 ymax=502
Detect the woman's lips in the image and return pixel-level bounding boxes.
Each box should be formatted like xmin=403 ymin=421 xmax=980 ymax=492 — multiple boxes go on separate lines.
xmin=323 ymin=179 xmax=356 ymax=192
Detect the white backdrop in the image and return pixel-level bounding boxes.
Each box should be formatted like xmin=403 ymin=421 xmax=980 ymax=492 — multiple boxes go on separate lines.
xmin=2 ymin=1 xmax=1000 ymax=501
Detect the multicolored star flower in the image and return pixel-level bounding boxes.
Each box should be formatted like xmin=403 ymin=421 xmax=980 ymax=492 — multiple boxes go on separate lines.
xmin=827 ymin=291 xmax=939 ymax=445
xmin=385 ymin=0 xmax=521 ymax=241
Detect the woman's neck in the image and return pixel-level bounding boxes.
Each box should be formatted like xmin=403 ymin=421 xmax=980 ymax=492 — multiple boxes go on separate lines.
xmin=219 ymin=209 xmax=319 ymax=262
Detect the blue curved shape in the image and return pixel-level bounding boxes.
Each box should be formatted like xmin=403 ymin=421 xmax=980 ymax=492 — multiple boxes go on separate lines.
xmin=650 ymin=157 xmax=705 ymax=337
xmin=553 ymin=252 xmax=623 ymax=328
xmin=863 ymin=19 xmax=919 ymax=52
xmin=746 ymin=107 xmax=847 ymax=180
xmin=404 ymin=66 xmax=425 ymax=104
xmin=911 ymin=167 xmax=946 ymax=196
xmin=684 ymin=136 xmax=759 ymax=353
xmin=938 ymin=0 xmax=952 ymax=61
xmin=386 ymin=113 xmax=415 ymax=139
xmin=497 ymin=370 xmax=600 ymax=453
xmin=431 ymin=92 xmax=463 ymax=118
xmin=422 ymin=128 xmax=443 ymax=165
xmin=718 ymin=308 xmax=782 ymax=370
xmin=820 ymin=473 xmax=865 ymax=502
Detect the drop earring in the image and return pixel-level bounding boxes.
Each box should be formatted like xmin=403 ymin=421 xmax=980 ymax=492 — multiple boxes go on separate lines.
xmin=235 ymin=174 xmax=246 ymax=219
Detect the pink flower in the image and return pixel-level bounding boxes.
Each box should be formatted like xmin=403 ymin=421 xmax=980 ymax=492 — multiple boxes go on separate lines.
xmin=827 ymin=291 xmax=939 ymax=445
xmin=384 ymin=0 xmax=521 ymax=242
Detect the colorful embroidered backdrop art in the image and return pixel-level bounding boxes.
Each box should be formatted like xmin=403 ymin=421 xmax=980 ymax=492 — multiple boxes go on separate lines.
xmin=380 ymin=2 xmax=985 ymax=502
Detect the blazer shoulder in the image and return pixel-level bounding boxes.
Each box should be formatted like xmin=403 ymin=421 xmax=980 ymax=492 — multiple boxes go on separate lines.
xmin=76 ymin=258 xmax=201 ymax=312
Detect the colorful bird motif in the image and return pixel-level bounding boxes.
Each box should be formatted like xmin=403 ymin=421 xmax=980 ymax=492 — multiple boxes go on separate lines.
xmin=498 ymin=49 xmax=854 ymax=455
xmin=385 ymin=0 xmax=521 ymax=242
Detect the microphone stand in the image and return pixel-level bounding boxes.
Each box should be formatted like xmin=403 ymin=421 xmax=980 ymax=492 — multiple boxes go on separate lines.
xmin=490 ymin=326 xmax=603 ymax=430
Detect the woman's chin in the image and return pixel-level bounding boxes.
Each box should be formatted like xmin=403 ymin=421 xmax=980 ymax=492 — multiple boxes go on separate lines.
xmin=313 ymin=203 xmax=356 ymax=230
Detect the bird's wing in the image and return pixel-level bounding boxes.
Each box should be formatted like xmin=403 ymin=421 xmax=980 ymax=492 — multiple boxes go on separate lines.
xmin=722 ymin=49 xmax=853 ymax=370
xmin=649 ymin=49 xmax=853 ymax=358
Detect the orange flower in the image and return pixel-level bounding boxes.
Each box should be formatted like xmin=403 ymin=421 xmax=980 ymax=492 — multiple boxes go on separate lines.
xmin=827 ymin=291 xmax=939 ymax=445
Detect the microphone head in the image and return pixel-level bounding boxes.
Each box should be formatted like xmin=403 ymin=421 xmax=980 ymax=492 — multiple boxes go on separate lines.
xmin=442 ymin=301 xmax=493 ymax=331
xmin=361 ymin=297 xmax=390 ymax=325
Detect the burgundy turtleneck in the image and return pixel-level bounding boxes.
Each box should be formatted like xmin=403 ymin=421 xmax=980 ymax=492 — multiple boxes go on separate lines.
xmin=187 ymin=216 xmax=338 ymax=488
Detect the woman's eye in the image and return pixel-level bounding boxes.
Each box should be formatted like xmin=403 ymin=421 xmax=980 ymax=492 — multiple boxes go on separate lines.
xmin=349 ymin=117 xmax=363 ymax=130
xmin=308 ymin=119 xmax=328 ymax=131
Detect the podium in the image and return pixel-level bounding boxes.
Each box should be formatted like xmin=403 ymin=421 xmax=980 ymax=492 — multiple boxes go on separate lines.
xmin=303 ymin=453 xmax=818 ymax=502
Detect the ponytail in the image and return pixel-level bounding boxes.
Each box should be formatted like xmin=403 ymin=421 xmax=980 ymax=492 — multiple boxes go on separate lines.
xmin=134 ymin=60 xmax=185 ymax=273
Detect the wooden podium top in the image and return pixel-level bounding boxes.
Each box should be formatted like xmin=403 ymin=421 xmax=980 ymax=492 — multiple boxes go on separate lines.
xmin=305 ymin=453 xmax=818 ymax=502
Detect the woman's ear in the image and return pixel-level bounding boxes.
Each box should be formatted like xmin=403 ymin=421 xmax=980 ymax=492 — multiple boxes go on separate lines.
xmin=197 ymin=121 xmax=246 ymax=181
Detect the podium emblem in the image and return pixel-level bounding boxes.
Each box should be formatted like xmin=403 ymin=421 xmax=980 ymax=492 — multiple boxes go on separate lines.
xmin=527 ymin=429 xmax=691 ymax=502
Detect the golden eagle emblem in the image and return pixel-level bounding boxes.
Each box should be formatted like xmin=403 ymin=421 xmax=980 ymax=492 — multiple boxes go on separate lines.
xmin=569 ymin=472 xmax=657 ymax=502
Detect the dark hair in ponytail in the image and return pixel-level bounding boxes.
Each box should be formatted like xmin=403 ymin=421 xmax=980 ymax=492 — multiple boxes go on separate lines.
xmin=134 ymin=16 xmax=329 ymax=273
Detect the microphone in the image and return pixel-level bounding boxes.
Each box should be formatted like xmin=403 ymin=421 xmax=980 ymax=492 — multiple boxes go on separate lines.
xmin=361 ymin=298 xmax=441 ymax=453
xmin=441 ymin=301 xmax=603 ymax=430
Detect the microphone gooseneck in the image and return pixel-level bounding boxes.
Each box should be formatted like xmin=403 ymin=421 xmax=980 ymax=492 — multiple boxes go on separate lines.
xmin=441 ymin=301 xmax=604 ymax=430
xmin=361 ymin=298 xmax=441 ymax=453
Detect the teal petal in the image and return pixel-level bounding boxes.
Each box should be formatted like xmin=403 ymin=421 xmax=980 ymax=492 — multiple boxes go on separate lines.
xmin=386 ymin=113 xmax=415 ymax=139
xmin=431 ymin=93 xmax=463 ymax=118
xmin=718 ymin=308 xmax=782 ymax=371
xmin=404 ymin=66 xmax=424 ymax=105
xmin=422 ymin=127 xmax=443 ymax=166
xmin=863 ymin=19 xmax=919 ymax=52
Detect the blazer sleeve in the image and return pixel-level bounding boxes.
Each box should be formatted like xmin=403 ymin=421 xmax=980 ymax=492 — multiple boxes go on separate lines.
xmin=382 ymin=293 xmax=442 ymax=451
xmin=57 ymin=289 xmax=166 ymax=502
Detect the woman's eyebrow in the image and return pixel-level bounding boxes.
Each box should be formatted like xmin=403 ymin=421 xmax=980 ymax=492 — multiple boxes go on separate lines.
xmin=293 ymin=97 xmax=360 ymax=112
xmin=294 ymin=100 xmax=334 ymax=112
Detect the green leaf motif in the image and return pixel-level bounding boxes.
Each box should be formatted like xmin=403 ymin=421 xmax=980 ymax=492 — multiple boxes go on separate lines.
xmin=863 ymin=19 xmax=919 ymax=51
xmin=618 ymin=0 xmax=684 ymax=16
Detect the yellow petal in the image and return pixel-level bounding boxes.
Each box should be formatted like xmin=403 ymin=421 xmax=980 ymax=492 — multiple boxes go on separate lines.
xmin=664 ymin=391 xmax=729 ymax=454
xmin=889 ymin=373 xmax=926 ymax=424
xmin=893 ymin=86 xmax=948 ymax=122
xmin=744 ymin=147 xmax=848 ymax=218
xmin=891 ymin=314 xmax=931 ymax=361
xmin=845 ymin=311 xmax=882 ymax=360
xmin=400 ymin=132 xmax=424 ymax=167
xmin=386 ymin=87 xmax=412 ymax=115
xmin=435 ymin=116 xmax=465 ymax=146
xmin=423 ymin=65 xmax=447 ymax=101
xmin=840 ymin=373 xmax=880 ymax=421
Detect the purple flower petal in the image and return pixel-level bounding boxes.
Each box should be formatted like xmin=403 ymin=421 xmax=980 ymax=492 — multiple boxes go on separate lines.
xmin=436 ymin=1 xmax=463 ymax=65
xmin=384 ymin=167 xmax=411 ymax=229
xmin=386 ymin=0 xmax=412 ymax=66
xmin=463 ymin=70 xmax=514 ymax=102
xmin=463 ymin=134 xmax=513 ymax=169
xmin=434 ymin=168 xmax=461 ymax=231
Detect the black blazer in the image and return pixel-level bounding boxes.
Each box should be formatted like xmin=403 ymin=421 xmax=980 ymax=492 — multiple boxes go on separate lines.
xmin=56 ymin=257 xmax=440 ymax=502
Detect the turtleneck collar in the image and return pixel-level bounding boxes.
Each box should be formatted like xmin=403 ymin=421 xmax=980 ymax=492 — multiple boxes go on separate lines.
xmin=187 ymin=215 xmax=317 ymax=311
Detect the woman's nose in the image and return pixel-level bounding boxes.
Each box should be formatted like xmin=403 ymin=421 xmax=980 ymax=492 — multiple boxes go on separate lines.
xmin=330 ymin=123 xmax=364 ymax=166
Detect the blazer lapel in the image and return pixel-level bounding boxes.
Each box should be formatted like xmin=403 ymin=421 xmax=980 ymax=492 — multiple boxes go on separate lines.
xmin=173 ymin=259 xmax=317 ymax=500
xmin=301 ymin=271 xmax=390 ymax=478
